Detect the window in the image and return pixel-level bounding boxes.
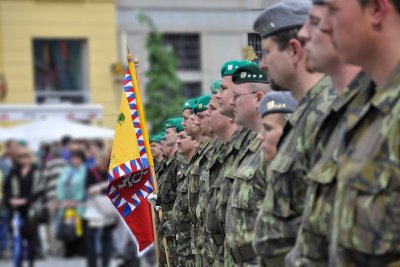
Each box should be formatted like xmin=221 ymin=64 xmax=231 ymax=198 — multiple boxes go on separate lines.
xmin=33 ymin=39 xmax=88 ymax=103
xmin=182 ymin=82 xmax=202 ymax=99
xmin=248 ymin=33 xmax=262 ymax=63
xmin=163 ymin=34 xmax=201 ymax=70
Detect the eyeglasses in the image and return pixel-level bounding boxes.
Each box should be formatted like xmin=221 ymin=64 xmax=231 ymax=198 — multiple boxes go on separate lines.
xmin=233 ymin=91 xmax=257 ymax=101
xmin=18 ymin=154 xmax=30 ymax=158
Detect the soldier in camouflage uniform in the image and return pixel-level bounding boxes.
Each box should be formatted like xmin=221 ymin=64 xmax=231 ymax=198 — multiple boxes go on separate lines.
xmin=186 ymin=95 xmax=213 ymax=266
xmin=148 ymin=118 xmax=184 ymax=267
xmin=283 ymin=2 xmax=372 ymax=266
xmin=150 ymin=133 xmax=165 ymax=169
xmin=172 ymin=124 xmax=197 ymax=266
xmin=302 ymin=0 xmax=399 ymax=265
xmin=149 ymin=133 xmax=167 ymax=265
xmin=224 ymin=63 xmax=271 ymax=266
xmin=204 ymin=83 xmax=238 ymax=267
xmin=213 ymin=59 xmax=257 ymax=266
xmin=192 ymin=91 xmax=223 ymax=266
xmin=251 ymin=1 xmax=337 ymax=266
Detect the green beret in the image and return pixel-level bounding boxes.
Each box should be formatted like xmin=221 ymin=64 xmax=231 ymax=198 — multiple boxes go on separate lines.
xmin=232 ymin=63 xmax=269 ymax=84
xmin=259 ymin=91 xmax=297 ymax=117
xmin=160 ymin=132 xmax=167 ymax=141
xmin=254 ymin=0 xmax=311 ymax=39
xmin=176 ymin=124 xmax=185 ymax=133
xmin=210 ymin=80 xmax=222 ymax=94
xmin=163 ymin=117 xmax=184 ymax=130
xmin=149 ymin=135 xmax=162 ymax=143
xmin=181 ymin=98 xmax=197 ymax=111
xmin=194 ymin=95 xmax=211 ymax=114
xmin=220 ymin=60 xmax=252 ymax=77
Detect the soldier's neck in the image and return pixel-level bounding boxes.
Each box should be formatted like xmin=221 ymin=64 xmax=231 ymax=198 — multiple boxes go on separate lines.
xmin=218 ymin=123 xmax=238 ymax=144
xmin=330 ymin=64 xmax=362 ymax=94
xmin=290 ymin=72 xmax=324 ymax=101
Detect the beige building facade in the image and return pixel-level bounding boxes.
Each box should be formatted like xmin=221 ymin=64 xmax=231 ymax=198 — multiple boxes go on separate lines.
xmin=0 ymin=0 xmax=119 ymax=128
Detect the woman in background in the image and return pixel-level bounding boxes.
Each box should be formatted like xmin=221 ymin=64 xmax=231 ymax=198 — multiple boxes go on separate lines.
xmin=56 ymin=149 xmax=87 ymax=258
xmin=4 ymin=146 xmax=42 ymax=267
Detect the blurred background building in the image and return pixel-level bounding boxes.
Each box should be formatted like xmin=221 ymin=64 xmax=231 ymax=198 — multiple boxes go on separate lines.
xmin=0 ymin=0 xmax=118 ymax=127
xmin=0 ymin=0 xmax=278 ymax=129
xmin=117 ymin=0 xmax=278 ymax=99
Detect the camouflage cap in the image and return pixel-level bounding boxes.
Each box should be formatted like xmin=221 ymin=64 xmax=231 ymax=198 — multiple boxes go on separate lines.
xmin=259 ymin=91 xmax=297 ymax=117
xmin=163 ymin=117 xmax=184 ymax=130
xmin=220 ymin=60 xmax=252 ymax=77
xmin=181 ymin=98 xmax=197 ymax=111
xmin=210 ymin=80 xmax=222 ymax=94
xmin=194 ymin=95 xmax=211 ymax=114
xmin=176 ymin=124 xmax=185 ymax=133
xmin=232 ymin=63 xmax=269 ymax=84
xmin=254 ymin=0 xmax=311 ymax=39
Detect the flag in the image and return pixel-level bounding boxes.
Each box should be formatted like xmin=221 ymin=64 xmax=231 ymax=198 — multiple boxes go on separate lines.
xmin=107 ymin=58 xmax=155 ymax=256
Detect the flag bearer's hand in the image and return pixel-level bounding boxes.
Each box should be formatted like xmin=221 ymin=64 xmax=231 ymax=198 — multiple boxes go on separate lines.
xmin=147 ymin=193 xmax=158 ymax=206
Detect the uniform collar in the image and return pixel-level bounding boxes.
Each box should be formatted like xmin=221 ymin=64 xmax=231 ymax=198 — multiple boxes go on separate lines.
xmin=371 ymin=62 xmax=400 ymax=115
xmin=289 ymin=75 xmax=332 ymax=127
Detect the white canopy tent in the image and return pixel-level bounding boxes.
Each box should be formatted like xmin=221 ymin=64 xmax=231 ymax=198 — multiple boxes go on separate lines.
xmin=0 ymin=118 xmax=114 ymax=150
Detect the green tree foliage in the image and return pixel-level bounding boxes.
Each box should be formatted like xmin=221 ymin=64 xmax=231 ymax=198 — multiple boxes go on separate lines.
xmin=138 ymin=13 xmax=184 ymax=133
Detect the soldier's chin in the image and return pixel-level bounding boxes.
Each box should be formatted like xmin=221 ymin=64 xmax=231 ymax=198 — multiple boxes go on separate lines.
xmin=270 ymin=80 xmax=288 ymax=91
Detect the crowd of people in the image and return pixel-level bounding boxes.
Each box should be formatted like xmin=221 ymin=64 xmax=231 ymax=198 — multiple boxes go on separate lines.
xmin=0 ymin=137 xmax=155 ymax=267
xmin=146 ymin=0 xmax=400 ymax=266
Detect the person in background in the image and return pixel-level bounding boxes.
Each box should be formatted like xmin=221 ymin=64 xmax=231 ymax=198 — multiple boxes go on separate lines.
xmin=60 ymin=136 xmax=73 ymax=162
xmin=41 ymin=144 xmax=67 ymax=256
xmin=56 ymin=149 xmax=87 ymax=258
xmin=85 ymin=150 xmax=115 ymax=267
xmin=4 ymin=146 xmax=43 ymax=267
xmin=84 ymin=140 xmax=104 ymax=170
xmin=0 ymin=139 xmax=20 ymax=258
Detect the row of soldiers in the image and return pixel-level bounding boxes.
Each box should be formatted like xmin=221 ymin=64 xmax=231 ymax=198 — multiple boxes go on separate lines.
xmin=147 ymin=0 xmax=400 ymax=266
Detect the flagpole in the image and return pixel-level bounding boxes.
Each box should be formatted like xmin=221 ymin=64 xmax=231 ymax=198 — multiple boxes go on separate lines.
xmin=127 ymin=52 xmax=170 ymax=267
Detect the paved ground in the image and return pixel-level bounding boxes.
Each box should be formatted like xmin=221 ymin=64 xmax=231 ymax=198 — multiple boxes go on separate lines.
xmin=0 ymin=256 xmax=154 ymax=267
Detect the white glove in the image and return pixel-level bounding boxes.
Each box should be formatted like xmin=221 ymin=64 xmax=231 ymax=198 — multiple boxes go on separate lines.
xmin=155 ymin=205 xmax=161 ymax=212
xmin=147 ymin=193 xmax=158 ymax=206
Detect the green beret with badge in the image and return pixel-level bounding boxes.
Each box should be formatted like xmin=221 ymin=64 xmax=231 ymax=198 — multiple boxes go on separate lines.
xmin=232 ymin=63 xmax=269 ymax=84
xmin=220 ymin=60 xmax=252 ymax=77
xmin=181 ymin=98 xmax=197 ymax=111
xmin=210 ymin=80 xmax=222 ymax=94
xmin=194 ymin=95 xmax=211 ymax=114
xmin=149 ymin=134 xmax=162 ymax=144
xmin=259 ymin=91 xmax=297 ymax=117
xmin=163 ymin=117 xmax=184 ymax=130
xmin=254 ymin=0 xmax=311 ymax=39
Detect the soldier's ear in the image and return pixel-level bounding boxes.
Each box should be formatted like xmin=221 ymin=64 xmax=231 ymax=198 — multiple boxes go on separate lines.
xmin=288 ymin=39 xmax=304 ymax=66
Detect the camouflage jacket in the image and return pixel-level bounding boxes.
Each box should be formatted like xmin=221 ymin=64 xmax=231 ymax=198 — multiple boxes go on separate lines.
xmin=328 ymin=64 xmax=400 ymax=266
xmin=217 ymin=128 xmax=257 ymax=233
xmin=196 ymin=139 xmax=223 ymax=225
xmin=226 ymin=138 xmax=267 ymax=249
xmin=252 ymin=75 xmax=336 ymax=258
xmin=288 ymin=72 xmax=372 ymax=264
xmin=158 ymin=152 xmax=184 ymax=237
xmin=172 ymin=158 xmax=190 ymax=227
xmin=188 ymin=137 xmax=212 ymax=225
